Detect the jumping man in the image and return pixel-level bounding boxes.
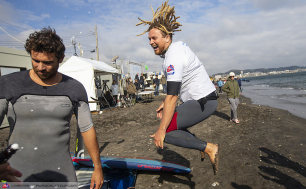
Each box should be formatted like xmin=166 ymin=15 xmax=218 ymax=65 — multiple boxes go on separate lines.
xmin=136 ymin=0 xmax=220 ymax=174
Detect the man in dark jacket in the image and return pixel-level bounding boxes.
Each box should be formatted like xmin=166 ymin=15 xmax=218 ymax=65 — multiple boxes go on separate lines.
xmin=153 ymin=75 xmax=160 ymax=96
xmin=134 ymin=79 xmax=141 ymax=102
xmin=134 ymin=79 xmax=140 ymax=90
xmin=139 ymin=73 xmax=145 ymax=90
xmin=135 ymin=73 xmax=139 ymax=81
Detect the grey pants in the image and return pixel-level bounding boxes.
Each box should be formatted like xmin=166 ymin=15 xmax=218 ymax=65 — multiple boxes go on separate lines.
xmin=164 ymin=100 xmax=218 ymax=152
xmin=228 ymin=98 xmax=239 ymax=120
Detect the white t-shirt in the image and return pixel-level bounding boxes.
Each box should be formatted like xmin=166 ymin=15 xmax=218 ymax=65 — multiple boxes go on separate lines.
xmin=162 ymin=41 xmax=215 ymax=102
xmin=111 ymin=84 xmax=118 ymax=95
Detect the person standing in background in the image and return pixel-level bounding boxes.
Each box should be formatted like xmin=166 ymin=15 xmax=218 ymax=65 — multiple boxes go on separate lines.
xmin=128 ymin=78 xmax=137 ymax=103
xmin=111 ymin=80 xmax=118 ymax=103
xmin=161 ymin=75 xmax=167 ymax=94
xmin=139 ymin=73 xmax=145 ymax=91
xmin=237 ymin=77 xmax=242 ymax=95
xmin=217 ymin=78 xmax=223 ymax=94
xmin=134 ymin=79 xmax=140 ymax=102
xmin=222 ymin=72 xmax=240 ymax=124
xmin=123 ymin=78 xmax=129 ymax=97
xmin=153 ymin=75 xmax=160 ymax=96
xmin=135 ymin=73 xmax=139 ymax=81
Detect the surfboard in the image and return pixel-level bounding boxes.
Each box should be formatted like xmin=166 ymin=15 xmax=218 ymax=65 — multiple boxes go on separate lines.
xmin=72 ymin=156 xmax=191 ymax=174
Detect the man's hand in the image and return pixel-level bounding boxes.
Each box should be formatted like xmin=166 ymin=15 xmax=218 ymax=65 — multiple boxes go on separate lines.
xmin=156 ymin=101 xmax=164 ymax=119
xmin=0 ymin=162 xmax=22 ymax=182
xmin=151 ymin=95 xmax=178 ymax=149
xmin=150 ymin=128 xmax=166 ymax=149
xmin=81 ymin=127 xmax=104 ymax=189
xmin=90 ymin=167 xmax=104 ymax=189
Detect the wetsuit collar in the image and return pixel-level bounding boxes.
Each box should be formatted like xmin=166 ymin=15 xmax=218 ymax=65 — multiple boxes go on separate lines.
xmin=159 ymin=41 xmax=172 ymax=58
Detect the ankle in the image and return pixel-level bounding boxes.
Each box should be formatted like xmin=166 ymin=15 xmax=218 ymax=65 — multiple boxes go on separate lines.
xmin=204 ymin=143 xmax=218 ymax=154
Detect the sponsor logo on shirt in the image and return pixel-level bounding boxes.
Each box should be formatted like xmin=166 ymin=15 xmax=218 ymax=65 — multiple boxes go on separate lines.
xmin=61 ymin=104 xmax=70 ymax=107
xmin=167 ymin=65 xmax=175 ymax=75
xmin=1 ymin=183 xmax=9 ymax=188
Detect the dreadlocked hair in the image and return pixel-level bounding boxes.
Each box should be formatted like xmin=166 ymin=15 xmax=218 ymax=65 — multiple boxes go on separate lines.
xmin=136 ymin=0 xmax=182 ymax=38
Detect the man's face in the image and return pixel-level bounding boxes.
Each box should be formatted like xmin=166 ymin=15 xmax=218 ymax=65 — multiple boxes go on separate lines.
xmin=148 ymin=28 xmax=170 ymax=55
xmin=31 ymin=51 xmax=63 ymax=80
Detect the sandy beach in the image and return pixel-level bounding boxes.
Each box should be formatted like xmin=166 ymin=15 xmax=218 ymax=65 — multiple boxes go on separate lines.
xmin=1 ymin=94 xmax=306 ymax=188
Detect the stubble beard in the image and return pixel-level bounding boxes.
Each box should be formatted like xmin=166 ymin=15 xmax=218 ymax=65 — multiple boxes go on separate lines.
xmin=33 ymin=66 xmax=58 ymax=80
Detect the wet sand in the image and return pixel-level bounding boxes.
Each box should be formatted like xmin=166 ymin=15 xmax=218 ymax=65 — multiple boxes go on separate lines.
xmin=1 ymin=94 xmax=306 ymax=188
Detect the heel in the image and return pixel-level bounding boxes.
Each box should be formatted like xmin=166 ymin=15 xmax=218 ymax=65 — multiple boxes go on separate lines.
xmin=200 ymin=151 xmax=205 ymax=162
xmin=212 ymin=144 xmax=220 ymax=175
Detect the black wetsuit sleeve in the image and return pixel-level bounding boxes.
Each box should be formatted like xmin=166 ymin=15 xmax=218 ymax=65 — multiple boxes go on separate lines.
xmin=167 ymin=81 xmax=181 ymax=96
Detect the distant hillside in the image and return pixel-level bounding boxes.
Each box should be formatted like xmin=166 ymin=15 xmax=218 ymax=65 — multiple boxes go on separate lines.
xmin=214 ymin=66 xmax=305 ymax=76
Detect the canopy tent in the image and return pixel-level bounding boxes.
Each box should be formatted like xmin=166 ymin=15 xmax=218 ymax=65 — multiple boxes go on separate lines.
xmin=58 ymin=56 xmax=119 ymax=111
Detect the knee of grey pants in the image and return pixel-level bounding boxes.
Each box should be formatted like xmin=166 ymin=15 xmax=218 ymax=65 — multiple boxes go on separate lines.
xmin=228 ymin=98 xmax=239 ymax=119
xmin=164 ymin=100 xmax=218 ymax=152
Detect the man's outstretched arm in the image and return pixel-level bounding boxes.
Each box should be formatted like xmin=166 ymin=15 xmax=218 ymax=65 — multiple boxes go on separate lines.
xmin=151 ymin=94 xmax=178 ymax=149
xmin=81 ymin=127 xmax=104 ymax=189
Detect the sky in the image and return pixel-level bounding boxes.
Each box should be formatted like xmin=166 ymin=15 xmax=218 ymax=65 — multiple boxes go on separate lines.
xmin=1 ymin=0 xmax=306 ymax=75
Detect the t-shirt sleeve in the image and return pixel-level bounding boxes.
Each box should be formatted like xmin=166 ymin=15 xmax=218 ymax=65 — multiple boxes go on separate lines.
xmin=164 ymin=52 xmax=184 ymax=82
xmin=74 ymin=101 xmax=94 ymax=132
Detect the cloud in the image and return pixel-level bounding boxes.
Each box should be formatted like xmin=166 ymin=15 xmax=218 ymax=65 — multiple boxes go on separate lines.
xmin=1 ymin=0 xmax=306 ymax=75
xmin=41 ymin=14 xmax=51 ymax=19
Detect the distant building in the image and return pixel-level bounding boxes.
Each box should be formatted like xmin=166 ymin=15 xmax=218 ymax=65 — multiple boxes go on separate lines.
xmin=214 ymin=75 xmax=222 ymax=80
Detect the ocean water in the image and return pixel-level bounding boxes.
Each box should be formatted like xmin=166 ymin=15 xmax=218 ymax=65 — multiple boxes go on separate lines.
xmin=241 ymin=71 xmax=306 ymax=119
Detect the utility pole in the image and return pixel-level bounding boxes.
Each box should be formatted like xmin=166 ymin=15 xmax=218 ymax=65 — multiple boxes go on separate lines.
xmin=95 ymin=25 xmax=99 ymax=61
xmin=71 ymin=36 xmax=77 ymax=56
xmin=141 ymin=62 xmax=145 ymax=73
xmin=155 ymin=64 xmax=157 ymax=74
xmin=78 ymin=43 xmax=83 ymax=57
xmin=120 ymin=59 xmax=124 ymax=75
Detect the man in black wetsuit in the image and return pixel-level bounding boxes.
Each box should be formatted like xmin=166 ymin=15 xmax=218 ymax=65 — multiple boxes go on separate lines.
xmin=0 ymin=27 xmax=103 ymax=187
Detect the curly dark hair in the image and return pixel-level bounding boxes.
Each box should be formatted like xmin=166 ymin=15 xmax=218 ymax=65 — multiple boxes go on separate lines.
xmin=25 ymin=27 xmax=65 ymax=60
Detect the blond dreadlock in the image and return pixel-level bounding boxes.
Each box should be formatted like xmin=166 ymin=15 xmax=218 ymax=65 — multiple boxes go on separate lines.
xmin=136 ymin=0 xmax=182 ymax=37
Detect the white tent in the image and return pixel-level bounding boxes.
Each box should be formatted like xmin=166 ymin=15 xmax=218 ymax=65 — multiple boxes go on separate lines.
xmin=58 ymin=56 xmax=119 ymax=111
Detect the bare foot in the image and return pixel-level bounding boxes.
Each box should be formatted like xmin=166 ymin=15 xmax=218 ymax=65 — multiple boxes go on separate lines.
xmin=204 ymin=143 xmax=219 ymax=175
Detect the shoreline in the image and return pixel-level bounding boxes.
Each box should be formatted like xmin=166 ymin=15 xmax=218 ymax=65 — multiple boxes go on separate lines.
xmin=1 ymin=94 xmax=306 ymax=188
xmin=241 ymin=85 xmax=306 ymax=120
xmin=239 ymin=70 xmax=306 ymax=78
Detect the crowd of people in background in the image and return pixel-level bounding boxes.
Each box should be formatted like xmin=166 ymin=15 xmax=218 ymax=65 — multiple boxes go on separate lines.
xmin=108 ymin=73 xmax=168 ymax=106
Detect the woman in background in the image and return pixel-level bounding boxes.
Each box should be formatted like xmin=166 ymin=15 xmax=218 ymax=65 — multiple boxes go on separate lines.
xmin=222 ymin=72 xmax=240 ymax=123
